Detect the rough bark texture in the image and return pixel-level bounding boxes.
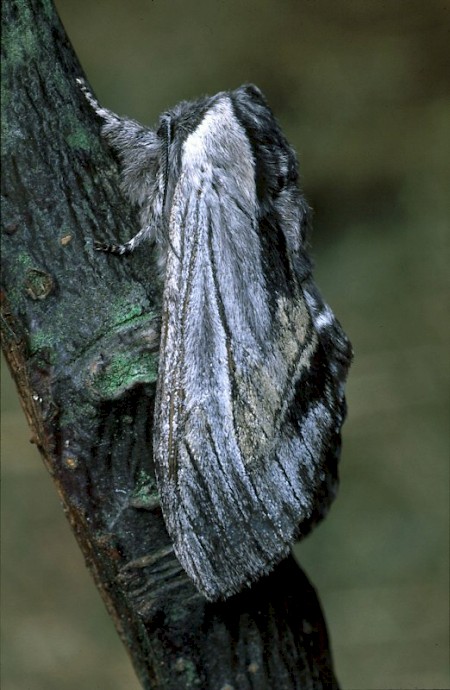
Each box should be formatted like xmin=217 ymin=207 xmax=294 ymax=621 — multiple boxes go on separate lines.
xmin=1 ymin=0 xmax=339 ymax=687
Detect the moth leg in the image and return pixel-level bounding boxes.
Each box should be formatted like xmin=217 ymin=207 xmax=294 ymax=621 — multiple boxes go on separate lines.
xmin=77 ymin=78 xmax=157 ymax=255
xmin=94 ymin=224 xmax=154 ymax=255
xmin=77 ymin=77 xmax=150 ymax=155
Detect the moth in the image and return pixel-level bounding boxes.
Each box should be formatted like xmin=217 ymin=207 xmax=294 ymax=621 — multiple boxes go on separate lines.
xmin=78 ymin=79 xmax=352 ymax=600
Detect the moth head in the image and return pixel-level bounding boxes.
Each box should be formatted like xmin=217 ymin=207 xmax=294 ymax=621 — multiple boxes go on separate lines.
xmin=116 ymin=115 xmax=175 ymax=248
xmin=116 ymin=127 xmax=164 ymax=212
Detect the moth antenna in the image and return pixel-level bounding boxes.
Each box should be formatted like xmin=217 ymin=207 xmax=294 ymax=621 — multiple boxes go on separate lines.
xmin=93 ymin=221 xmax=157 ymax=255
xmin=94 ymin=240 xmax=132 ymax=255
xmin=161 ymin=115 xmax=172 ymax=210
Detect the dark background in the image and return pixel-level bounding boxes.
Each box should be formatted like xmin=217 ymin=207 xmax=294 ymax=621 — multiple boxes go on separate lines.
xmin=1 ymin=1 xmax=448 ymax=688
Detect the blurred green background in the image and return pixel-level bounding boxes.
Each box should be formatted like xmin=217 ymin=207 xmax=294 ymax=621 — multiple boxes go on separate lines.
xmin=1 ymin=1 xmax=449 ymax=688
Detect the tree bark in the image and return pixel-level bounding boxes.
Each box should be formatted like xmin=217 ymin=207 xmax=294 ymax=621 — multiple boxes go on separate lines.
xmin=1 ymin=0 xmax=339 ymax=687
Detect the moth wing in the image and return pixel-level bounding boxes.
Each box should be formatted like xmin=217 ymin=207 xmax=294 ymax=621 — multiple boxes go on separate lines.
xmin=154 ymin=100 xmax=349 ymax=600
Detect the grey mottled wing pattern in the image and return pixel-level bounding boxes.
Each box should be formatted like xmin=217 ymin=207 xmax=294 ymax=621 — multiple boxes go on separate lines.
xmin=153 ymin=97 xmax=346 ymax=600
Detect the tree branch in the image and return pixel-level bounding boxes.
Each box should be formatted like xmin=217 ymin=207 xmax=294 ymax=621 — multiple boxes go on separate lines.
xmin=1 ymin=0 xmax=339 ymax=687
